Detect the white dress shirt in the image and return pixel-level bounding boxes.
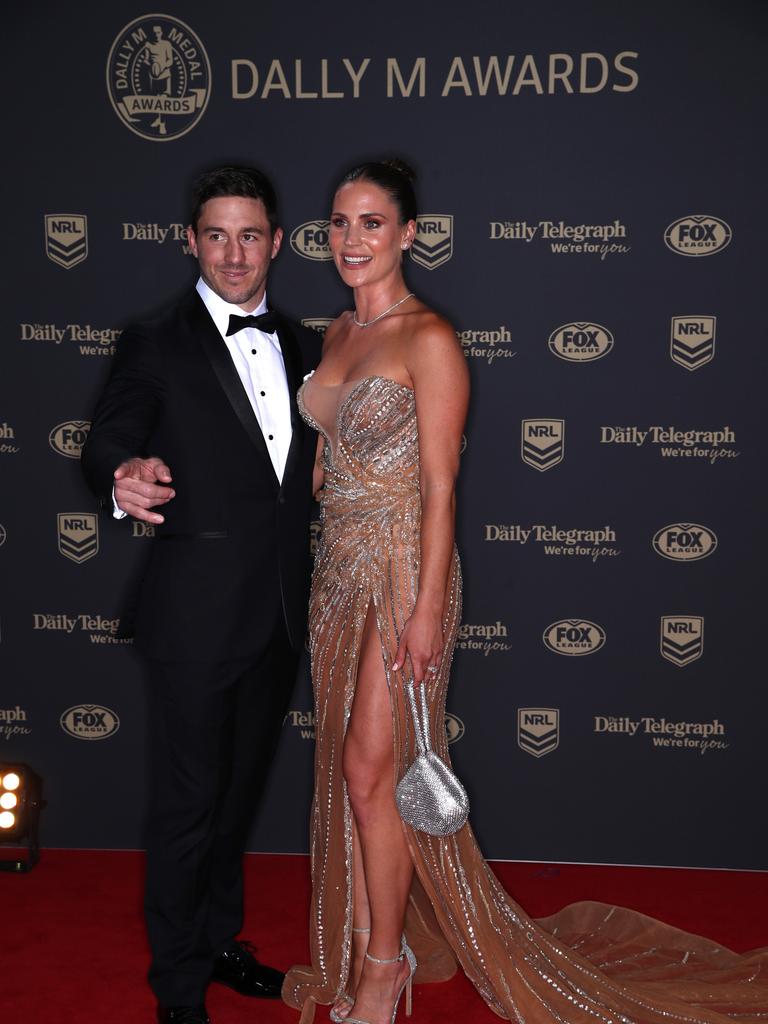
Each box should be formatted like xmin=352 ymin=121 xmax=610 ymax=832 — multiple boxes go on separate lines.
xmin=113 ymin=278 xmax=293 ymax=517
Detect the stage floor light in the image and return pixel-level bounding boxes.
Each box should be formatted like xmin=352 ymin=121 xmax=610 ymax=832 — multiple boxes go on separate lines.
xmin=0 ymin=764 xmax=43 ymax=872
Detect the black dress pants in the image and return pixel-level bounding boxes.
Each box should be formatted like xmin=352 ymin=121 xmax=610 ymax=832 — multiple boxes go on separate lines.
xmin=143 ymin=615 xmax=296 ymax=1007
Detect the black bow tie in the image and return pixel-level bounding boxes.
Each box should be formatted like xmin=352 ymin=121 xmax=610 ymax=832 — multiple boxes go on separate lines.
xmin=226 ymin=311 xmax=279 ymax=336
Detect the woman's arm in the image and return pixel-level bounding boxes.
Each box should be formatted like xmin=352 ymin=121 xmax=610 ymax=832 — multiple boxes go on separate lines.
xmin=393 ymin=317 xmax=469 ymax=683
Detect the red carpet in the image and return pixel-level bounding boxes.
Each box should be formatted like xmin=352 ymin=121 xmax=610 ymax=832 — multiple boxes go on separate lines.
xmin=1 ymin=851 xmax=765 ymax=1023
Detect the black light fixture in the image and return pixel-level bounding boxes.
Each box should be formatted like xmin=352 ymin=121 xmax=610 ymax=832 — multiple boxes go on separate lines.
xmin=0 ymin=763 xmax=43 ymax=872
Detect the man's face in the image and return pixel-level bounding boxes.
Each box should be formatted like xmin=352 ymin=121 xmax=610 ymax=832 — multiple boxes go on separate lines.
xmin=186 ymin=196 xmax=282 ymax=311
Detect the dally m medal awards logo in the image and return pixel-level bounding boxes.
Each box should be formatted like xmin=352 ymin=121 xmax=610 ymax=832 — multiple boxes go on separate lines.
xmin=45 ymin=215 xmax=88 ymax=269
xmin=291 ymin=221 xmax=332 ymax=260
xmin=661 ymin=616 xmax=704 ymax=667
xmin=57 ymin=513 xmax=99 ymax=564
xmin=521 ymin=419 xmax=564 ymax=471
xmin=107 ymin=15 xmax=211 ymax=141
xmin=664 ymin=215 xmax=732 ymax=257
xmin=410 ymin=215 xmax=453 ymax=270
xmin=670 ymin=316 xmax=716 ymax=371
xmin=518 ymin=708 xmax=559 ymax=758
xmin=548 ymin=323 xmax=613 ymax=363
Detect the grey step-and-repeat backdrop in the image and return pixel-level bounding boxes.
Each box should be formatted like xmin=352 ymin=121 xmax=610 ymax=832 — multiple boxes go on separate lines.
xmin=3 ymin=1 xmax=766 ymax=869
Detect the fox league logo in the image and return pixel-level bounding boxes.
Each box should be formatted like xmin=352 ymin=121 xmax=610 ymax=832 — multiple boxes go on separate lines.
xmin=652 ymin=523 xmax=717 ymax=562
xmin=445 ymin=713 xmax=465 ymax=744
xmin=45 ymin=215 xmax=88 ymax=269
xmin=49 ymin=421 xmax=91 ymax=458
xmin=60 ymin=704 xmax=120 ymax=740
xmin=518 ymin=708 xmax=559 ymax=758
xmin=664 ymin=215 xmax=731 ymax=257
xmin=291 ymin=221 xmax=332 ymax=260
xmin=521 ymin=419 xmax=564 ymax=471
xmin=57 ymin=513 xmax=99 ymax=564
xmin=661 ymin=616 xmax=704 ymax=667
xmin=670 ymin=316 xmax=716 ymax=371
xmin=107 ymin=15 xmax=211 ymax=141
xmin=548 ymin=323 xmax=613 ymax=363
xmin=410 ymin=215 xmax=453 ymax=270
xmin=543 ymin=620 xmax=605 ymax=656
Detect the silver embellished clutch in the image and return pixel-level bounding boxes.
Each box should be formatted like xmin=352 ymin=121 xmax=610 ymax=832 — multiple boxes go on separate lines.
xmin=395 ymin=681 xmax=469 ymax=837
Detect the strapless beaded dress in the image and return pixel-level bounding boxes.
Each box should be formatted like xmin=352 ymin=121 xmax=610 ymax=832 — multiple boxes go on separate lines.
xmin=283 ymin=374 xmax=768 ymax=1023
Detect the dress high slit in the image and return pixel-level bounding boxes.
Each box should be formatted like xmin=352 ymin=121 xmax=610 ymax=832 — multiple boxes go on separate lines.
xmin=283 ymin=375 xmax=768 ymax=1024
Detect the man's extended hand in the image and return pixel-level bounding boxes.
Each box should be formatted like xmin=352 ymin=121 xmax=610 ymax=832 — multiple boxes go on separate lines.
xmin=114 ymin=457 xmax=175 ymax=524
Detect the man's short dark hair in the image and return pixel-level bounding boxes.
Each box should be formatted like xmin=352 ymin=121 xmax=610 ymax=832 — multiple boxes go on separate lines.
xmin=190 ymin=166 xmax=279 ymax=234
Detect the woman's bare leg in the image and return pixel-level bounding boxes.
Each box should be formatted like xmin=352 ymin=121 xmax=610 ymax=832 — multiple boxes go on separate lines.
xmin=341 ymin=603 xmax=413 ymax=1023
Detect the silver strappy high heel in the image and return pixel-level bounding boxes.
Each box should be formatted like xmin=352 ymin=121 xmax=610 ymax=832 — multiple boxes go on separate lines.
xmin=330 ymin=927 xmax=371 ymax=1024
xmin=345 ymin=937 xmax=417 ymax=1024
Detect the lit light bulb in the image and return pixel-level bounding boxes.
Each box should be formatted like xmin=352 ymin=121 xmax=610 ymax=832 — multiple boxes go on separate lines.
xmin=2 ymin=773 xmax=20 ymax=791
xmin=0 ymin=811 xmax=15 ymax=829
xmin=0 ymin=792 xmax=17 ymax=810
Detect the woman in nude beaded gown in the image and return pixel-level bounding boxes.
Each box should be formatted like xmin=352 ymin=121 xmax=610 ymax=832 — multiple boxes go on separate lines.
xmin=283 ymin=161 xmax=768 ymax=1024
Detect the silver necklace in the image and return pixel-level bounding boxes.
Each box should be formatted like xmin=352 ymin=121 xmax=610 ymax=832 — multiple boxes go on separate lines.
xmin=353 ymin=292 xmax=414 ymax=328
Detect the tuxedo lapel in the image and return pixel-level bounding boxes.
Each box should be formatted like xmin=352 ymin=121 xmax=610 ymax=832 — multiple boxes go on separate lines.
xmin=188 ymin=292 xmax=274 ymax=468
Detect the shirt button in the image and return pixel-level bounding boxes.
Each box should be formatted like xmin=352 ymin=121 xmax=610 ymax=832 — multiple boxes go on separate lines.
xmin=251 ymin=349 xmax=257 ymax=355
xmin=268 ymin=434 xmax=274 ymax=440
xmin=260 ymin=390 xmax=266 ymax=396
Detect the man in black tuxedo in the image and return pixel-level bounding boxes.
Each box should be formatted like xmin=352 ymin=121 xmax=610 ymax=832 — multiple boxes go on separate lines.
xmin=82 ymin=166 xmax=319 ymax=1024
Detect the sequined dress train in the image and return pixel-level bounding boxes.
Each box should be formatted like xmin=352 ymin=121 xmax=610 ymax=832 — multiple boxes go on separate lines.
xmin=283 ymin=375 xmax=767 ymax=1023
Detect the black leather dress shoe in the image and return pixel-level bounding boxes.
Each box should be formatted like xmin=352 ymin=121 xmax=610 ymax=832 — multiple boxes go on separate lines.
xmin=157 ymin=1007 xmax=210 ymax=1024
xmin=211 ymin=941 xmax=284 ymax=998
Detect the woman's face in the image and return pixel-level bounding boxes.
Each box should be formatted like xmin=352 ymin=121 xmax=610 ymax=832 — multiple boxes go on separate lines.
xmin=329 ymin=180 xmax=415 ymax=289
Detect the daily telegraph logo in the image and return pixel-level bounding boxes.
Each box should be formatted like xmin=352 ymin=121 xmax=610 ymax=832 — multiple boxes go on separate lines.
xmin=548 ymin=323 xmax=613 ymax=363
xmin=664 ymin=215 xmax=731 ymax=257
xmin=49 ymin=421 xmax=91 ymax=459
xmin=291 ymin=220 xmax=332 ymax=260
xmin=543 ymin=619 xmax=605 ymax=656
xmin=45 ymin=215 xmax=88 ymax=269
xmin=521 ymin=419 xmax=564 ymax=471
xmin=661 ymin=616 xmax=703 ymax=667
xmin=518 ymin=708 xmax=559 ymax=758
xmin=600 ymin=424 xmax=738 ymax=464
xmin=107 ymin=15 xmax=211 ymax=141
xmin=489 ymin=219 xmax=630 ymax=259
xmin=652 ymin=523 xmax=717 ymax=562
xmin=60 ymin=704 xmax=120 ymax=741
xmin=0 ymin=423 xmax=19 ymax=455
xmin=301 ymin=318 xmax=333 ymax=335
xmin=456 ymin=622 xmax=512 ymax=656
xmin=457 ymin=326 xmax=516 ymax=365
xmin=594 ymin=715 xmax=727 ymax=753
xmin=670 ymin=317 xmax=716 ymax=371
xmin=0 ymin=706 xmax=31 ymax=742
xmin=411 ymin=215 xmax=453 ymax=270
xmin=57 ymin=514 xmax=99 ymax=564
xmin=484 ymin=523 xmax=620 ymax=561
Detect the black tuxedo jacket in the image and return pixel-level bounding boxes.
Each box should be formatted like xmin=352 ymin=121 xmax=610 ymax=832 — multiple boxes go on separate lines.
xmin=82 ymin=289 xmax=320 ymax=662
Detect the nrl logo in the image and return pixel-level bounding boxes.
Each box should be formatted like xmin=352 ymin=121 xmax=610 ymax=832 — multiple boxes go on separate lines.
xmin=410 ymin=215 xmax=453 ymax=270
xmin=57 ymin=513 xmax=99 ymax=564
xmin=670 ymin=316 xmax=716 ymax=371
xmin=661 ymin=616 xmax=704 ymax=667
xmin=521 ymin=419 xmax=564 ymax=471
xmin=45 ymin=215 xmax=88 ymax=269
xmin=301 ymin=318 xmax=333 ymax=335
xmin=517 ymin=708 xmax=559 ymax=758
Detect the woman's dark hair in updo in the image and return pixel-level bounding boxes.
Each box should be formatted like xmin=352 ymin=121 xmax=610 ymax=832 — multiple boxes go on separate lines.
xmin=337 ymin=159 xmax=417 ymax=224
